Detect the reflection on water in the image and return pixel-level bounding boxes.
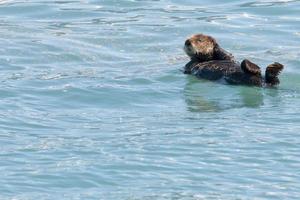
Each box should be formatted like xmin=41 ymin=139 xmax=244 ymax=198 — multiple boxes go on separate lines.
xmin=184 ymin=75 xmax=265 ymax=112
xmin=184 ymin=77 xmax=222 ymax=112
xmin=238 ymin=86 xmax=264 ymax=108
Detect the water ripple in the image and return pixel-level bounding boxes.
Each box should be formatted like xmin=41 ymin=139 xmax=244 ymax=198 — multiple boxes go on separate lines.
xmin=0 ymin=0 xmax=300 ymax=199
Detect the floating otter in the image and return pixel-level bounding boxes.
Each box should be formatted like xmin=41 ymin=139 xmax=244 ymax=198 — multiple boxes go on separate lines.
xmin=184 ymin=34 xmax=284 ymax=87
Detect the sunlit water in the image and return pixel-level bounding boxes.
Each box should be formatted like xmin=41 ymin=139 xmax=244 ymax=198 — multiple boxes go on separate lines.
xmin=0 ymin=0 xmax=300 ymax=199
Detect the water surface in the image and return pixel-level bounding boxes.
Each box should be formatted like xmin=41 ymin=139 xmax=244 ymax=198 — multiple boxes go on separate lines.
xmin=0 ymin=0 xmax=300 ymax=199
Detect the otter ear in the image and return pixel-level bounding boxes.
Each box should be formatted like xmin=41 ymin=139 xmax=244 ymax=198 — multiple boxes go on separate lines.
xmin=241 ymin=59 xmax=261 ymax=75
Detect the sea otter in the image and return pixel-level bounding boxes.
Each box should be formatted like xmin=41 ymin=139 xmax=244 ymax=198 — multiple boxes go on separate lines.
xmin=183 ymin=34 xmax=284 ymax=87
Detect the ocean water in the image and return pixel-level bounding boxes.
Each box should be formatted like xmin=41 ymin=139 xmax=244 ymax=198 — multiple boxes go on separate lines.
xmin=1 ymin=0 xmax=300 ymax=199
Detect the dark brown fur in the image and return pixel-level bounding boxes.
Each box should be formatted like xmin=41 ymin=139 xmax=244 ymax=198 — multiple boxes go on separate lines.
xmin=184 ymin=34 xmax=284 ymax=87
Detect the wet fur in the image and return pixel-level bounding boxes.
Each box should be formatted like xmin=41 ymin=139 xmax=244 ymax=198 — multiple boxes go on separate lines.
xmin=184 ymin=34 xmax=284 ymax=87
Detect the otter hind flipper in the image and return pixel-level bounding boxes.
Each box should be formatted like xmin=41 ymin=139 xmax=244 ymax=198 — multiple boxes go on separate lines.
xmin=265 ymin=62 xmax=284 ymax=85
xmin=241 ymin=59 xmax=261 ymax=75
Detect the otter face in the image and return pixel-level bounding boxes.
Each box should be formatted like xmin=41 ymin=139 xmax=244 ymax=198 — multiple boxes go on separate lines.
xmin=184 ymin=34 xmax=217 ymax=61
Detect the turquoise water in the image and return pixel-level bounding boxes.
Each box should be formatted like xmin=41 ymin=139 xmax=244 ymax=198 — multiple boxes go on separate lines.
xmin=1 ymin=0 xmax=300 ymax=199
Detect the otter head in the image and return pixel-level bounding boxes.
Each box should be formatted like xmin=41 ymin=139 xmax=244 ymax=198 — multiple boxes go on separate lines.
xmin=184 ymin=34 xmax=217 ymax=62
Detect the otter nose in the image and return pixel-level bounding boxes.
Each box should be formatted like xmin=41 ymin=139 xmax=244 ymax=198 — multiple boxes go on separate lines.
xmin=185 ymin=39 xmax=191 ymax=46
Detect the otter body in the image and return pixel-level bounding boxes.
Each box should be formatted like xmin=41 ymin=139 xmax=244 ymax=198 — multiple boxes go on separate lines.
xmin=184 ymin=59 xmax=275 ymax=87
xmin=184 ymin=34 xmax=284 ymax=87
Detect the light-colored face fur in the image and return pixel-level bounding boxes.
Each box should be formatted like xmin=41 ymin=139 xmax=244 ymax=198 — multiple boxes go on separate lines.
xmin=184 ymin=34 xmax=216 ymax=59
